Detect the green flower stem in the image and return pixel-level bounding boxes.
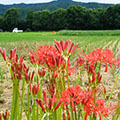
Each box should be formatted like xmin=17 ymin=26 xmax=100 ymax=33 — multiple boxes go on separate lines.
xmin=41 ymin=113 xmax=47 ymax=120
xmin=40 ymin=108 xmax=42 ymax=120
xmin=27 ymin=86 xmax=30 ymax=120
xmin=11 ymin=80 xmax=19 ymax=120
xmin=57 ymin=106 xmax=62 ymax=120
xmin=66 ymin=61 xmax=70 ymax=88
xmin=59 ymin=72 xmax=64 ymax=91
xmin=16 ymin=81 xmax=19 ymax=120
xmin=70 ymin=103 xmax=74 ymax=120
xmin=74 ymin=106 xmax=77 ymax=120
xmin=54 ymin=110 xmax=57 ymax=120
xmin=47 ymin=114 xmax=50 ymax=120
xmin=36 ymin=103 xmax=39 ymax=120
xmin=9 ymin=68 xmax=28 ymax=120
xmin=19 ymin=78 xmax=25 ymax=120
xmin=79 ymin=69 xmax=85 ymax=90
xmin=39 ymin=78 xmax=43 ymax=119
xmin=10 ymin=83 xmax=15 ymax=120
xmin=106 ymin=73 xmax=120 ymax=106
xmin=32 ymin=99 xmax=36 ymax=120
xmin=12 ymin=77 xmax=28 ymax=119
xmin=77 ymin=110 xmax=80 ymax=120
xmin=62 ymin=71 xmax=66 ymax=90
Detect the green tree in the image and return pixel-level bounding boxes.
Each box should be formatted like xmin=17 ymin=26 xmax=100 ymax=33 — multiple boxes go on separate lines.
xmin=105 ymin=4 xmax=120 ymax=29
xmin=32 ymin=10 xmax=50 ymax=31
xmin=18 ymin=20 xmax=26 ymax=31
xmin=0 ymin=16 xmax=4 ymax=30
xmin=26 ymin=10 xmax=34 ymax=30
xmin=66 ymin=5 xmax=87 ymax=30
xmin=89 ymin=8 xmax=106 ymax=30
xmin=4 ymin=8 xmax=20 ymax=31
xmin=50 ymin=8 xmax=66 ymax=30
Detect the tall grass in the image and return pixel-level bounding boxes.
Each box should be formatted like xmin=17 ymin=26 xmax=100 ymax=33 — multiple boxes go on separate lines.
xmin=59 ymin=30 xmax=120 ymax=36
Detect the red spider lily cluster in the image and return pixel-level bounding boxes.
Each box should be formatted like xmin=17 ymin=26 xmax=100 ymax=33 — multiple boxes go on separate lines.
xmin=87 ymin=48 xmax=117 ymax=72
xmin=29 ymin=45 xmax=58 ymax=64
xmin=60 ymin=85 xmax=119 ymax=120
xmin=36 ymin=90 xmax=62 ymax=112
xmin=29 ymin=82 xmax=39 ymax=95
xmin=0 ymin=40 xmax=120 ymax=120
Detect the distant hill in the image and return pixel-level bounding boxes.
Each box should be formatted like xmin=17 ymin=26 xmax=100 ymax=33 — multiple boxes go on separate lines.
xmin=0 ymin=0 xmax=113 ymax=18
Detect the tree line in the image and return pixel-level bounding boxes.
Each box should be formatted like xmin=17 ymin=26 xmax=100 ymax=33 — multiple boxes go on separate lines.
xmin=0 ymin=4 xmax=120 ymax=32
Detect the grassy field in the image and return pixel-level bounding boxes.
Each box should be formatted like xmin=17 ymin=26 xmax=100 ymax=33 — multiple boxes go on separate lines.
xmin=0 ymin=30 xmax=120 ymax=54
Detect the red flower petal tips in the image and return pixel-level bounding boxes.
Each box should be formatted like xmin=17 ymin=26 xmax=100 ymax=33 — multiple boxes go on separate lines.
xmin=87 ymin=48 xmax=117 ymax=72
xmin=0 ymin=48 xmax=7 ymax=61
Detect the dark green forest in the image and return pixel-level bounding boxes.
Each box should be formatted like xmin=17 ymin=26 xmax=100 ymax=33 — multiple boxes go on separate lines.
xmin=0 ymin=3 xmax=120 ymax=31
xmin=0 ymin=0 xmax=112 ymax=17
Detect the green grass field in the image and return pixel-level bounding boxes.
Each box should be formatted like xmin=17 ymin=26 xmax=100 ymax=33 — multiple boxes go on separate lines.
xmin=0 ymin=30 xmax=120 ymax=54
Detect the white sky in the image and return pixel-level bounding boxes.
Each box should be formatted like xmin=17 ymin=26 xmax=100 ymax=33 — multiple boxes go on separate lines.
xmin=0 ymin=0 xmax=119 ymax=5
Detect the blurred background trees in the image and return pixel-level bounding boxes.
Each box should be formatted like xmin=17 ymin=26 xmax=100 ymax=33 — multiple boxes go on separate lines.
xmin=0 ymin=4 xmax=120 ymax=31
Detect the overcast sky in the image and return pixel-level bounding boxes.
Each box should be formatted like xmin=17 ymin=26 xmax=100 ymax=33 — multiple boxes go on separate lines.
xmin=0 ymin=0 xmax=119 ymax=5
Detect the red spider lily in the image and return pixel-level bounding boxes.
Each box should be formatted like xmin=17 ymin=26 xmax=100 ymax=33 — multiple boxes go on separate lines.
xmin=22 ymin=63 xmax=29 ymax=73
xmin=2 ymin=109 xmax=9 ymax=120
xmin=62 ymin=113 xmax=66 ymax=120
xmin=36 ymin=90 xmax=62 ymax=112
xmin=0 ymin=114 xmax=1 ymax=120
xmin=86 ymin=62 xmax=97 ymax=74
xmin=8 ymin=51 xmax=24 ymax=80
xmin=29 ymin=54 xmax=35 ymax=64
xmin=60 ymin=85 xmax=84 ymax=111
xmin=84 ymin=98 xmax=120 ymax=120
xmin=87 ymin=48 xmax=116 ymax=72
xmin=29 ymin=82 xmax=39 ymax=95
xmin=76 ymin=55 xmax=85 ymax=67
xmin=97 ymin=71 xmax=102 ymax=83
xmin=36 ymin=99 xmax=45 ymax=112
xmin=25 ymin=71 xmax=34 ymax=82
xmin=62 ymin=111 xmax=70 ymax=120
xmin=67 ymin=112 xmax=70 ymax=120
xmin=46 ymin=53 xmax=74 ymax=77
xmin=38 ymin=68 xmax=46 ymax=77
xmin=11 ymin=63 xmax=22 ymax=80
xmin=64 ymin=61 xmax=75 ymax=76
xmin=47 ymin=84 xmax=55 ymax=97
xmin=0 ymin=48 xmax=6 ymax=61
xmin=29 ymin=45 xmax=58 ymax=64
xmin=0 ymin=48 xmax=24 ymax=80
xmin=9 ymin=48 xmax=17 ymax=61
xmin=60 ymin=85 xmax=97 ymax=111
xmin=46 ymin=53 xmax=65 ymax=69
xmin=54 ymin=40 xmax=77 ymax=59
xmin=116 ymin=56 xmax=120 ymax=65
xmin=86 ymin=63 xmax=102 ymax=84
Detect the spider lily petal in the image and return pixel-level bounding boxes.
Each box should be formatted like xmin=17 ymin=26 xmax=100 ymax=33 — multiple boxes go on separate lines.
xmin=36 ymin=99 xmax=45 ymax=112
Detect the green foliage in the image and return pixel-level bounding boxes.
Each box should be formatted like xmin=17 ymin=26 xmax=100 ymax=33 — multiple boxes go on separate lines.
xmin=0 ymin=0 xmax=113 ymax=18
xmin=3 ymin=8 xmax=20 ymax=31
xmin=50 ymin=8 xmax=66 ymax=30
xmin=26 ymin=10 xmax=34 ymax=30
xmin=105 ymin=4 xmax=120 ymax=29
xmin=1 ymin=4 xmax=120 ymax=31
xmin=32 ymin=10 xmax=50 ymax=31
xmin=0 ymin=16 xmax=4 ymax=29
xmin=66 ymin=5 xmax=87 ymax=30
